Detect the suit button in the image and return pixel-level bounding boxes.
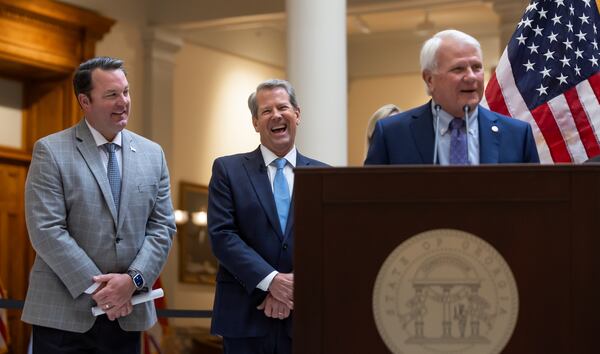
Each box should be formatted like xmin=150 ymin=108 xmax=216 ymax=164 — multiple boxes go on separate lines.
xmin=282 ymin=243 xmax=288 ymax=250
xmin=115 ymin=237 xmax=121 ymax=244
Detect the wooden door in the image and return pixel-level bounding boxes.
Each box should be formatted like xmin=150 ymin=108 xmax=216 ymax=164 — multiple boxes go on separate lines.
xmin=0 ymin=162 xmax=29 ymax=354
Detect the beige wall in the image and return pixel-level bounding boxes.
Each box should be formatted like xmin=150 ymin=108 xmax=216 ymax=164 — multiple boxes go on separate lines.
xmin=95 ymin=22 xmax=147 ymax=135
xmin=59 ymin=0 xmax=147 ymax=134
xmin=167 ymin=43 xmax=285 ymax=326
xmin=172 ymin=45 xmax=284 ymax=186
xmin=0 ymin=77 xmax=23 ymax=149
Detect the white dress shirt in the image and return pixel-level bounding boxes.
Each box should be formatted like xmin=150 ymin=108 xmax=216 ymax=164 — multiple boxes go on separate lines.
xmin=255 ymin=145 xmax=297 ymax=291
xmin=83 ymin=119 xmax=123 ymax=294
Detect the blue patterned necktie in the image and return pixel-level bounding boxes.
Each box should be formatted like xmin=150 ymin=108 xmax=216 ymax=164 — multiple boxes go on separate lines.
xmin=272 ymin=158 xmax=290 ymax=233
xmin=449 ymin=118 xmax=468 ymax=165
xmin=104 ymin=143 xmax=121 ymax=212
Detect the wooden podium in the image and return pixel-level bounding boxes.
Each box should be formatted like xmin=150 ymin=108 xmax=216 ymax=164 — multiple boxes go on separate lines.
xmin=293 ymin=165 xmax=600 ymax=354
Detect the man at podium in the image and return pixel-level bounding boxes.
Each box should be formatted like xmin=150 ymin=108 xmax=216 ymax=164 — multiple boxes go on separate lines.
xmin=365 ymin=29 xmax=539 ymax=166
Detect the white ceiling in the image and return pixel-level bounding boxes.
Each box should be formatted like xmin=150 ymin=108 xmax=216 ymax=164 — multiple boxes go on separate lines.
xmin=166 ymin=0 xmax=500 ymax=77
xmin=60 ymin=0 xmax=508 ymax=78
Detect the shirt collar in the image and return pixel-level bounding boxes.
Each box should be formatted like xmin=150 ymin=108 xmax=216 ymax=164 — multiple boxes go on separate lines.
xmin=85 ymin=119 xmax=122 ymax=147
xmin=430 ymin=101 xmax=479 ymax=136
xmin=260 ymin=145 xmax=297 ymax=168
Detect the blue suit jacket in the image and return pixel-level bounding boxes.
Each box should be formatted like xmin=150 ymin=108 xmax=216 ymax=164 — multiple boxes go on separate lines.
xmin=208 ymin=147 xmax=327 ymax=338
xmin=365 ymin=102 xmax=540 ymax=165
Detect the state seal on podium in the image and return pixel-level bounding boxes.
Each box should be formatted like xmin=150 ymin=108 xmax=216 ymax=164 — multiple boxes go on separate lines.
xmin=373 ymin=229 xmax=518 ymax=354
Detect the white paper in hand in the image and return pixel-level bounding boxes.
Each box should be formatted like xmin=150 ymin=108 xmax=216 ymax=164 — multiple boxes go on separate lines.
xmin=91 ymin=288 xmax=164 ymax=316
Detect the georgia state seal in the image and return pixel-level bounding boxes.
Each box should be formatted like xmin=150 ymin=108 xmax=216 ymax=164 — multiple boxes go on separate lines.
xmin=372 ymin=229 xmax=518 ymax=354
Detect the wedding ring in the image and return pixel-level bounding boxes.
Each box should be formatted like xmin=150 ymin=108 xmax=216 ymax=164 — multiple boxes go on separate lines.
xmin=104 ymin=304 xmax=111 ymax=310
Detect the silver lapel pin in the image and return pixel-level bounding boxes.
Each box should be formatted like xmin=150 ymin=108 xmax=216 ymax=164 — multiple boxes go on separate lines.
xmin=491 ymin=125 xmax=499 ymax=133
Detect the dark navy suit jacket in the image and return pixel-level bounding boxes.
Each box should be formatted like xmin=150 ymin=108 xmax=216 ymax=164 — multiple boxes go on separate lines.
xmin=208 ymin=146 xmax=327 ymax=338
xmin=364 ymin=102 xmax=540 ymax=165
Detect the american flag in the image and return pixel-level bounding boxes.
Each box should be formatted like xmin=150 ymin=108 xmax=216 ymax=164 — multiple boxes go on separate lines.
xmin=0 ymin=278 xmax=9 ymax=354
xmin=485 ymin=0 xmax=600 ymax=163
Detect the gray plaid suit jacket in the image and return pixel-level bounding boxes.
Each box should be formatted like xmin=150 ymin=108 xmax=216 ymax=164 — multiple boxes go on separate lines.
xmin=21 ymin=119 xmax=176 ymax=333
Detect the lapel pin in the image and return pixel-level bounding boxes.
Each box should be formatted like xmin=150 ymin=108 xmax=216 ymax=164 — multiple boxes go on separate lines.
xmin=491 ymin=125 xmax=499 ymax=133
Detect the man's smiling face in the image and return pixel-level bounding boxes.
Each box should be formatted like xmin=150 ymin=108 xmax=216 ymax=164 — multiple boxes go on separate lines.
xmin=252 ymin=87 xmax=300 ymax=157
xmin=79 ymin=68 xmax=130 ymax=141
xmin=423 ymin=38 xmax=484 ymax=117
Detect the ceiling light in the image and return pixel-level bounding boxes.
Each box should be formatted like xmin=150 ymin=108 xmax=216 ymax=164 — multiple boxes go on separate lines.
xmin=415 ymin=11 xmax=435 ymax=37
xmin=353 ymin=15 xmax=371 ymax=34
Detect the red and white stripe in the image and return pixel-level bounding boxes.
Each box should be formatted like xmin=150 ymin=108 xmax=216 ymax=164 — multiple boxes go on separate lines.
xmin=0 ymin=284 xmax=9 ymax=354
xmin=485 ymin=49 xmax=600 ymax=163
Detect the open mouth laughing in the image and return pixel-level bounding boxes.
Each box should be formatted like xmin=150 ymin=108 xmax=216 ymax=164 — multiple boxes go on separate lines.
xmin=271 ymin=124 xmax=287 ymax=134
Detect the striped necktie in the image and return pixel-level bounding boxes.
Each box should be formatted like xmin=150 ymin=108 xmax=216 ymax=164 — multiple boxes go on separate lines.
xmin=104 ymin=143 xmax=121 ymax=211
xmin=449 ymin=118 xmax=468 ymax=165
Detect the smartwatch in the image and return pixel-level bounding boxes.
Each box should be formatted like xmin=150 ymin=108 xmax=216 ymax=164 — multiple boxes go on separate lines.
xmin=127 ymin=269 xmax=145 ymax=291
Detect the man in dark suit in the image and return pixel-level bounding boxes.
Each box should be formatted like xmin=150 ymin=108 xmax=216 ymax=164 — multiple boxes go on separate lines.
xmin=365 ymin=29 xmax=539 ymax=165
xmin=208 ymin=79 xmax=327 ymax=354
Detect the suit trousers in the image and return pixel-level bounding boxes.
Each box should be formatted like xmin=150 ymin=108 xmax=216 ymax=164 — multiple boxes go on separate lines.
xmin=222 ymin=320 xmax=291 ymax=354
xmin=32 ymin=315 xmax=140 ymax=354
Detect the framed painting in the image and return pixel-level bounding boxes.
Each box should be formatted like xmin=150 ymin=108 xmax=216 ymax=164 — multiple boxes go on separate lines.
xmin=178 ymin=181 xmax=218 ymax=284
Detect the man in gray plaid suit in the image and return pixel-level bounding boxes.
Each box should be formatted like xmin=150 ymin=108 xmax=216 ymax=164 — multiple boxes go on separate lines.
xmin=22 ymin=57 xmax=176 ymax=353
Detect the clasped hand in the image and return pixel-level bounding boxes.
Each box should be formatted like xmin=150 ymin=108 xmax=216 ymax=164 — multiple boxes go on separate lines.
xmin=257 ymin=273 xmax=293 ymax=319
xmin=92 ymin=273 xmax=135 ymax=321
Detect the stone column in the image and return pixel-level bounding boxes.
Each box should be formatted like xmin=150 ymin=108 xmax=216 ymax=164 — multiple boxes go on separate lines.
xmin=415 ymin=287 xmax=425 ymax=338
xmin=142 ymin=28 xmax=183 ymax=314
xmin=286 ymin=0 xmax=347 ymax=166
xmin=486 ymin=0 xmax=528 ymax=53
xmin=142 ymin=28 xmax=183 ymax=165
xmin=442 ymin=286 xmax=452 ymax=337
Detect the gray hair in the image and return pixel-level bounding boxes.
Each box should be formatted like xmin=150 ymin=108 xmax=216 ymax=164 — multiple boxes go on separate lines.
xmin=419 ymin=29 xmax=482 ymax=73
xmin=248 ymin=79 xmax=299 ymax=118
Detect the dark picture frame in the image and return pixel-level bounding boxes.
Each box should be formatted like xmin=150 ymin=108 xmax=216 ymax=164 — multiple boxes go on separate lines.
xmin=178 ymin=181 xmax=218 ymax=285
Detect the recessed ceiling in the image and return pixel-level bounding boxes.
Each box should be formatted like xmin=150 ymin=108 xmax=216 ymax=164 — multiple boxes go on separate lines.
xmin=171 ymin=0 xmax=499 ymax=76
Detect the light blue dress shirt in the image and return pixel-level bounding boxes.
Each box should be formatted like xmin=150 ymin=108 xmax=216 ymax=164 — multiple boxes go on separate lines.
xmin=431 ymin=101 xmax=480 ymax=165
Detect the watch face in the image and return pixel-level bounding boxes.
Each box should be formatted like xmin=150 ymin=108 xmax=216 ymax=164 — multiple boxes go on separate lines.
xmin=133 ymin=274 xmax=143 ymax=288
